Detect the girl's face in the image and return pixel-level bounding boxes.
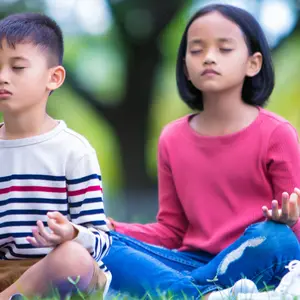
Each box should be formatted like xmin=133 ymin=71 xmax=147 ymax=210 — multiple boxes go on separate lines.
xmin=185 ymin=11 xmax=262 ymax=95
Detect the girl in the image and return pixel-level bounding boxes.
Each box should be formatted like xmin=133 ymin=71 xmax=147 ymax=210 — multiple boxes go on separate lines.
xmin=103 ymin=4 xmax=300 ymax=299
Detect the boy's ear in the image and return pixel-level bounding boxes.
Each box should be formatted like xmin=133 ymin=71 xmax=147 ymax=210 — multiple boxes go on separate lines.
xmin=46 ymin=66 xmax=66 ymax=92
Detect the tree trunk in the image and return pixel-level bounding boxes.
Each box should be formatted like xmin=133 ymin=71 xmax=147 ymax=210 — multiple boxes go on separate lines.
xmin=108 ymin=41 xmax=161 ymax=221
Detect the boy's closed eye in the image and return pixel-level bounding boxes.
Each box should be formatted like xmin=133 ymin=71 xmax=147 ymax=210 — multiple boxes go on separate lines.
xmin=220 ymin=48 xmax=233 ymax=52
xmin=12 ymin=66 xmax=26 ymax=70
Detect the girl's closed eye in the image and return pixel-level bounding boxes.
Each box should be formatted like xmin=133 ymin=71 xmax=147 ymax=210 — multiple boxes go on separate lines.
xmin=190 ymin=49 xmax=203 ymax=54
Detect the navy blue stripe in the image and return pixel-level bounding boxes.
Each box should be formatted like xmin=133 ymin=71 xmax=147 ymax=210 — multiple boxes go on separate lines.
xmin=93 ymin=238 xmax=99 ymax=259
xmin=0 ymin=209 xmax=68 ymax=218
xmin=0 ymin=232 xmax=32 ymax=239
xmin=100 ymin=265 xmax=107 ymax=271
xmin=70 ymin=209 xmax=104 ymax=219
xmin=0 ymin=198 xmax=68 ymax=207
xmin=0 ymin=242 xmax=36 ymax=249
xmin=91 ymin=220 xmax=107 ymax=226
xmin=89 ymin=228 xmax=110 ymax=259
xmin=0 ymin=241 xmax=11 ymax=248
xmin=92 ymin=230 xmax=101 ymax=240
xmin=15 ymin=244 xmax=35 ymax=249
xmin=14 ymin=243 xmax=37 ymax=249
xmin=67 ymin=174 xmax=101 ymax=185
xmin=3 ymin=246 xmax=45 ymax=259
xmin=69 ymin=197 xmax=102 ymax=208
xmin=96 ymin=237 xmax=103 ymax=261
xmin=102 ymin=243 xmax=107 ymax=256
xmin=0 ymin=174 xmax=65 ymax=183
xmin=0 ymin=221 xmax=48 ymax=228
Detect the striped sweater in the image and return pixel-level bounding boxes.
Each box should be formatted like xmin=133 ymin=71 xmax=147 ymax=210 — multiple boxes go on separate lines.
xmin=0 ymin=121 xmax=111 ymax=272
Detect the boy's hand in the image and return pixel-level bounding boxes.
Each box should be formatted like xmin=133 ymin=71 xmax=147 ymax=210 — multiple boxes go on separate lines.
xmin=262 ymin=188 xmax=300 ymax=227
xmin=26 ymin=211 xmax=78 ymax=248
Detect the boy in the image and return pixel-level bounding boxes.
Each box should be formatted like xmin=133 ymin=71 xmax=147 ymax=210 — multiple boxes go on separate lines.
xmin=0 ymin=12 xmax=112 ymax=299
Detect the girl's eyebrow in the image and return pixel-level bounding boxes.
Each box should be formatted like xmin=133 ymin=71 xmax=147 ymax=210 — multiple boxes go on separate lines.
xmin=188 ymin=39 xmax=204 ymax=46
xmin=217 ymin=38 xmax=236 ymax=43
xmin=188 ymin=37 xmax=236 ymax=45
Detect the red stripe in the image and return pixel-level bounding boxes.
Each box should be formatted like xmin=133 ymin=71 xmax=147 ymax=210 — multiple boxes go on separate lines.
xmin=0 ymin=186 xmax=67 ymax=195
xmin=68 ymin=185 xmax=102 ymax=197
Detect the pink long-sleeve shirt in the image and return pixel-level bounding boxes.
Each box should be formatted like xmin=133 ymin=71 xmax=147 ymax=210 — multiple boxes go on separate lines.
xmin=114 ymin=108 xmax=300 ymax=254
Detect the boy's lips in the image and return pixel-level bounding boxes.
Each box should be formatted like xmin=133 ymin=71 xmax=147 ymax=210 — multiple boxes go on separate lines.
xmin=0 ymin=89 xmax=12 ymax=99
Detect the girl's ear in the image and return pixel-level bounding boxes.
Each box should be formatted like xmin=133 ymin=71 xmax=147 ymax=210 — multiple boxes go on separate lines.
xmin=246 ymin=52 xmax=263 ymax=77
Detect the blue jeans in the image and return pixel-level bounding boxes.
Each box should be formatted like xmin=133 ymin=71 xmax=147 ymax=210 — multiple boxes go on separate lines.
xmin=103 ymin=221 xmax=300 ymax=299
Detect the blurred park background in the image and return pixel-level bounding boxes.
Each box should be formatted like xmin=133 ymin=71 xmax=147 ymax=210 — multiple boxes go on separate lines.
xmin=1 ymin=0 xmax=300 ymax=223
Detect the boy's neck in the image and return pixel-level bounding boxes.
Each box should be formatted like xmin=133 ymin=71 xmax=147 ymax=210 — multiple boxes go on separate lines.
xmin=192 ymin=89 xmax=259 ymax=136
xmin=0 ymin=109 xmax=58 ymax=140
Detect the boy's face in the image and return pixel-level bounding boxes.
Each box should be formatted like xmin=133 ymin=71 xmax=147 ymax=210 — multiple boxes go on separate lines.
xmin=0 ymin=39 xmax=64 ymax=114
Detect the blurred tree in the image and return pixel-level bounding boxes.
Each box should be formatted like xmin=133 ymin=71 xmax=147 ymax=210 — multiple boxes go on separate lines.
xmin=0 ymin=0 xmax=186 ymax=220
xmin=0 ymin=0 xmax=46 ymax=19
xmin=1 ymin=0 xmax=300 ymax=221
xmin=63 ymin=0 xmax=186 ymax=218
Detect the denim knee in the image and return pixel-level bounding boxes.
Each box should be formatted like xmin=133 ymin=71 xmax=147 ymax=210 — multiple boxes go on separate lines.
xmin=245 ymin=221 xmax=300 ymax=255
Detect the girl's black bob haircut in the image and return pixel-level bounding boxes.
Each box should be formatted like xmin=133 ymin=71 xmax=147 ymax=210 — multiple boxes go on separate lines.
xmin=176 ymin=4 xmax=275 ymax=111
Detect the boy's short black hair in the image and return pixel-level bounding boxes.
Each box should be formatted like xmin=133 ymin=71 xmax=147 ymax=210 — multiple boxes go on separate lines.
xmin=0 ymin=12 xmax=63 ymax=66
xmin=176 ymin=4 xmax=275 ymax=111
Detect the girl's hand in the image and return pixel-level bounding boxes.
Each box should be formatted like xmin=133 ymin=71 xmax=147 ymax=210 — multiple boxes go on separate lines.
xmin=26 ymin=211 xmax=78 ymax=248
xmin=262 ymin=188 xmax=300 ymax=227
xmin=106 ymin=217 xmax=115 ymax=231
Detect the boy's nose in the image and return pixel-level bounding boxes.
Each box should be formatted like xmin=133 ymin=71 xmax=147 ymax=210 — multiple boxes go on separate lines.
xmin=0 ymin=69 xmax=10 ymax=84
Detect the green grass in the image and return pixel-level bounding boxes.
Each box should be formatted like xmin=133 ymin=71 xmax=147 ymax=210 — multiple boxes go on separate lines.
xmin=23 ymin=291 xmax=300 ymax=300
xmin=17 ymin=277 xmax=299 ymax=300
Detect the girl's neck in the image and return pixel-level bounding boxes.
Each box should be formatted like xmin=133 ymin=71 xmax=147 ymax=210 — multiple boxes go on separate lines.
xmin=0 ymin=105 xmax=57 ymax=140
xmin=191 ymin=90 xmax=259 ymax=136
xmin=202 ymin=94 xmax=247 ymax=121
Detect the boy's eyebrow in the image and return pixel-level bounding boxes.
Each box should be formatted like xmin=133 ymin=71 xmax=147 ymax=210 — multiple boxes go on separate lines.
xmin=10 ymin=56 xmax=30 ymax=62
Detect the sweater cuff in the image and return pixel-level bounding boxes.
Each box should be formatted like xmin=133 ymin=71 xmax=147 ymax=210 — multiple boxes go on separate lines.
xmin=71 ymin=223 xmax=95 ymax=252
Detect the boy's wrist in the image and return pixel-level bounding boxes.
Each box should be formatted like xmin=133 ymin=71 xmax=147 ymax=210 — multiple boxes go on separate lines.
xmin=71 ymin=224 xmax=79 ymax=240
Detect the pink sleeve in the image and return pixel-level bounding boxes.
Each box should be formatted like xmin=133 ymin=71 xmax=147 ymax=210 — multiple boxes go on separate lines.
xmin=112 ymin=133 xmax=188 ymax=249
xmin=292 ymin=219 xmax=300 ymax=238
xmin=267 ymin=122 xmax=300 ymax=240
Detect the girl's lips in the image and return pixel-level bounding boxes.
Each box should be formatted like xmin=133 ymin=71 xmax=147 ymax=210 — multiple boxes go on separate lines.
xmin=201 ymin=69 xmax=220 ymax=76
